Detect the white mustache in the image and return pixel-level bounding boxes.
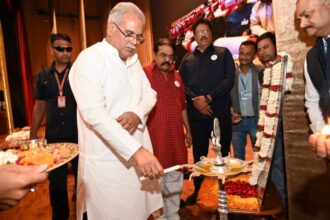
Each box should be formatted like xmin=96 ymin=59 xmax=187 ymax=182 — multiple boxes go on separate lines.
xmin=126 ymin=44 xmax=136 ymax=51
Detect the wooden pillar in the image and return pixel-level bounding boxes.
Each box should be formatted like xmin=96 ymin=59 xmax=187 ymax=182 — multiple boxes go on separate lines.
xmin=0 ymin=20 xmax=14 ymax=131
xmin=79 ymin=0 xmax=87 ymax=49
xmin=52 ymin=7 xmax=57 ymax=33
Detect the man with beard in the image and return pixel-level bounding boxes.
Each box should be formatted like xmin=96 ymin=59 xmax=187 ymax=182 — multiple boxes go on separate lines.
xmin=69 ymin=2 xmax=163 ymax=220
xmin=179 ymin=18 xmax=235 ymax=204
xmin=231 ymin=40 xmax=260 ymax=160
xmin=256 ymin=32 xmax=288 ymax=208
xmin=250 ymin=0 xmax=274 ymax=36
xmin=296 ymin=0 xmax=330 ymax=159
xmin=30 ymin=33 xmax=78 ymax=220
xmin=225 ymin=0 xmax=255 ymax=37
xmin=144 ymin=38 xmax=192 ymax=220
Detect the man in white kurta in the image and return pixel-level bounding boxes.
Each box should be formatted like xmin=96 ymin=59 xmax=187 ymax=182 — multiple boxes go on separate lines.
xmin=69 ymin=3 xmax=163 ymax=220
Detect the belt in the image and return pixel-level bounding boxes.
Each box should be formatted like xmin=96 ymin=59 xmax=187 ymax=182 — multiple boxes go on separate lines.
xmin=241 ymin=116 xmax=255 ymax=119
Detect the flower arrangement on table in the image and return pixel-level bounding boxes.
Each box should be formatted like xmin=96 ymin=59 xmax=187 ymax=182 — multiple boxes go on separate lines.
xmin=197 ymin=174 xmax=260 ymax=212
xmin=249 ymin=52 xmax=294 ymax=186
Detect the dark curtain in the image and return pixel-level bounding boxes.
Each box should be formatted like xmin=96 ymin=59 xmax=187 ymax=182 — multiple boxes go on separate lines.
xmin=16 ymin=10 xmax=33 ymax=125
xmin=0 ymin=0 xmax=33 ymax=126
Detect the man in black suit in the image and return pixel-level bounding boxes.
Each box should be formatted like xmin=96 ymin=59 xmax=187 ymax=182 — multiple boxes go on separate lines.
xmin=296 ymin=0 xmax=330 ymax=158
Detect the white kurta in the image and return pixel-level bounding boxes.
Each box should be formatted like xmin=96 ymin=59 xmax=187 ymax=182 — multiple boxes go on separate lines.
xmin=69 ymin=39 xmax=163 ymax=220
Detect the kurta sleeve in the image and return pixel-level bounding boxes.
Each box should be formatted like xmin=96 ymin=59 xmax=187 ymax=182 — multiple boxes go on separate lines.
xmin=304 ymin=59 xmax=325 ymax=132
xmin=127 ymin=61 xmax=157 ymax=127
xmin=69 ymin=49 xmax=143 ymax=161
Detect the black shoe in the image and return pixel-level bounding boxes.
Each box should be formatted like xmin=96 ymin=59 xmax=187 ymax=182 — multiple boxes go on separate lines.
xmin=180 ymin=199 xmax=186 ymax=208
xmin=185 ymin=193 xmax=197 ymax=205
xmin=183 ymin=170 xmax=191 ymax=180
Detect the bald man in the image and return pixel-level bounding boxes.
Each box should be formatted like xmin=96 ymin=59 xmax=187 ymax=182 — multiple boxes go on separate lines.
xmin=296 ymin=0 xmax=330 ymax=158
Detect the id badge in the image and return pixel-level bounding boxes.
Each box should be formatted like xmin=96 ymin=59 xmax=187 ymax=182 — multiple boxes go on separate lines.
xmin=240 ymin=90 xmax=252 ymax=101
xmin=241 ymin=19 xmax=249 ymax=26
xmin=58 ymin=96 xmax=66 ymax=108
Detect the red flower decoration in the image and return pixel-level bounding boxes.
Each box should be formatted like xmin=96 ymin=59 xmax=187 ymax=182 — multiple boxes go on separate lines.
xmin=225 ymin=180 xmax=257 ymax=198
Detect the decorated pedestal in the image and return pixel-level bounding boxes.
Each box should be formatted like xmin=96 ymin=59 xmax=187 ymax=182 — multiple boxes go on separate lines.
xmin=188 ymin=118 xmax=256 ymax=220
xmin=190 ymin=54 xmax=293 ymax=219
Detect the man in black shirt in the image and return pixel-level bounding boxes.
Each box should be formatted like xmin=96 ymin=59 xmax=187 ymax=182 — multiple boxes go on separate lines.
xmin=30 ymin=33 xmax=78 ymax=220
xmin=179 ymin=18 xmax=235 ymax=204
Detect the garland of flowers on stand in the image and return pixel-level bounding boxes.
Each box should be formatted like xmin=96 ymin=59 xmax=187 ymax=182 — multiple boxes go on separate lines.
xmin=249 ymin=52 xmax=294 ymax=186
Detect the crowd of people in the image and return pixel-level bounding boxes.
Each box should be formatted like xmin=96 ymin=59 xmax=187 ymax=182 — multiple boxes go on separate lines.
xmin=0 ymin=0 xmax=330 ymax=220
xmin=225 ymin=0 xmax=274 ymax=37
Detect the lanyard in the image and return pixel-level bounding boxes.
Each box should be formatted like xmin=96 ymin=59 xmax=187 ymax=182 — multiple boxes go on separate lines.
xmin=54 ymin=68 xmax=69 ymax=96
xmin=239 ymin=71 xmax=251 ymax=90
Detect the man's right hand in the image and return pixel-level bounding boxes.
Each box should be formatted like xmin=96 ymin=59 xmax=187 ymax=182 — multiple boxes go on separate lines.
xmin=231 ymin=111 xmax=242 ymax=124
xmin=192 ymin=96 xmax=212 ymax=116
xmin=29 ymin=133 xmax=37 ymax=140
xmin=132 ymin=147 xmax=164 ymax=179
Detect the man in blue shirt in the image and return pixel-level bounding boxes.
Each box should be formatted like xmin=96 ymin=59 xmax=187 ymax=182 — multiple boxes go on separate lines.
xmin=225 ymin=0 xmax=255 ymax=37
xmin=231 ymin=40 xmax=260 ymax=160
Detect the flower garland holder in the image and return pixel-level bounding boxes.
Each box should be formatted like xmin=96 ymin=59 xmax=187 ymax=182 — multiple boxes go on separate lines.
xmin=248 ymin=54 xmax=293 ymax=210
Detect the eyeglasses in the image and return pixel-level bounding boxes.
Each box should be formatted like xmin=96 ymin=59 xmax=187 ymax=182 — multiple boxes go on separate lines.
xmin=158 ymin=53 xmax=176 ymax=61
xmin=53 ymin=46 xmax=73 ymax=52
xmin=113 ymin=22 xmax=145 ymax=44
xmin=196 ymin=29 xmax=210 ymax=36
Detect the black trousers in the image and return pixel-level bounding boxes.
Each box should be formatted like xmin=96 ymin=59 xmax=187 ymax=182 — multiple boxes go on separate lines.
xmin=47 ymin=136 xmax=78 ymax=220
xmin=82 ymin=212 xmax=88 ymax=220
xmin=190 ymin=116 xmax=232 ymax=195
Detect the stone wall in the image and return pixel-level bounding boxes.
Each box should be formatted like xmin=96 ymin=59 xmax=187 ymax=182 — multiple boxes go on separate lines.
xmin=273 ymin=1 xmax=330 ymax=219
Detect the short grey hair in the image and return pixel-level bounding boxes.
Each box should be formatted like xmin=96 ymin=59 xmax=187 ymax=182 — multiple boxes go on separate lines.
xmin=108 ymin=2 xmax=145 ymax=25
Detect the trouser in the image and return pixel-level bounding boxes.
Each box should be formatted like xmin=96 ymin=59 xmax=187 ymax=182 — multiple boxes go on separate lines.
xmin=82 ymin=212 xmax=88 ymax=220
xmin=232 ymin=117 xmax=258 ymax=160
xmin=271 ymin=131 xmax=288 ymax=208
xmin=157 ymin=171 xmax=183 ymax=220
xmin=190 ymin=117 xmax=232 ymax=195
xmin=47 ymin=136 xmax=78 ymax=220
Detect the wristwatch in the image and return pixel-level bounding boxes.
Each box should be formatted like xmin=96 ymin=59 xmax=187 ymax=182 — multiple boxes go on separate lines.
xmin=205 ymin=95 xmax=212 ymax=104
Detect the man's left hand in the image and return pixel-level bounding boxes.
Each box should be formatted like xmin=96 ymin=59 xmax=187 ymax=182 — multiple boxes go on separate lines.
xmin=116 ymin=112 xmax=141 ymax=134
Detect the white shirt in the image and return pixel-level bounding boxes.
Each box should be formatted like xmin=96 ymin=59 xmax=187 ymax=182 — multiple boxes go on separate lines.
xmin=69 ymin=39 xmax=162 ymax=220
xmin=304 ymin=35 xmax=330 ymax=132
xmin=304 ymin=59 xmax=325 ymax=132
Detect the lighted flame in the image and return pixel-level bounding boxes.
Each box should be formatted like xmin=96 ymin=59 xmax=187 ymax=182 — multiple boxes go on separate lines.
xmin=321 ymin=125 xmax=330 ymax=135
xmin=321 ymin=119 xmax=330 ymax=135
